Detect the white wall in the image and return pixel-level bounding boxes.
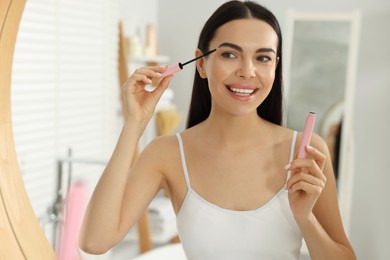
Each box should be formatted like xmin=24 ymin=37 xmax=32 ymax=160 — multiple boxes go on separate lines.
xmin=158 ymin=0 xmax=390 ymax=259
xmin=349 ymin=10 xmax=390 ymax=260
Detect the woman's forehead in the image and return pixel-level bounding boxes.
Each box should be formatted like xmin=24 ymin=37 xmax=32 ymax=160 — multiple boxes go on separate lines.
xmin=210 ymin=19 xmax=278 ymax=50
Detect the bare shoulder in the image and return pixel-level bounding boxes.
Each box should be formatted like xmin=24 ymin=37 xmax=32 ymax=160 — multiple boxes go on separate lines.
xmin=139 ymin=134 xmax=186 ymax=201
xmin=309 ymin=133 xmax=333 ymax=162
xmin=141 ymin=134 xmax=180 ymax=163
xmin=267 ymin=123 xmax=297 ymax=145
xmin=137 ymin=134 xmax=181 ymax=177
xmin=145 ymin=134 xmax=179 ymax=151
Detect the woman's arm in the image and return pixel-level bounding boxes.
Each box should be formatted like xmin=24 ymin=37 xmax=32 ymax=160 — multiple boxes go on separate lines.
xmin=79 ymin=66 xmax=172 ymax=254
xmin=286 ymin=134 xmax=356 ymax=260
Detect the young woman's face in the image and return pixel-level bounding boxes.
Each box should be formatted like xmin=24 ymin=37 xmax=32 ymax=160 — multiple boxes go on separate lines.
xmin=197 ymin=18 xmax=279 ymax=117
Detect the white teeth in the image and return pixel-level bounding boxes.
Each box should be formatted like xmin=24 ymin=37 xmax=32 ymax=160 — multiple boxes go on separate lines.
xmin=229 ymin=87 xmax=255 ymax=95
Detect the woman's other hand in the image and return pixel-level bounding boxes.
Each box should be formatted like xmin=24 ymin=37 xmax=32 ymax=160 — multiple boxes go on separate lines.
xmin=286 ymin=145 xmax=327 ymax=221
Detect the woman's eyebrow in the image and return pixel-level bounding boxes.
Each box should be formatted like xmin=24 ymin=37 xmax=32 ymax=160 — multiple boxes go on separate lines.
xmin=217 ymin=42 xmax=276 ymax=54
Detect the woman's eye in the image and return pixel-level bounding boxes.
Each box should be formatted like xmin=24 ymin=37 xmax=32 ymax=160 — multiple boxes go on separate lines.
xmin=258 ymin=56 xmax=271 ymax=62
xmin=221 ymin=52 xmax=236 ymax=59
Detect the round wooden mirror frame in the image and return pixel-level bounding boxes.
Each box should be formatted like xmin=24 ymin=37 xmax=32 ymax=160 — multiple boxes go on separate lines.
xmin=0 ymin=0 xmax=55 ymax=258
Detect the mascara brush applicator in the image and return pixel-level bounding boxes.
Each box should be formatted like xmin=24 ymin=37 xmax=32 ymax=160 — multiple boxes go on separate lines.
xmin=161 ymin=48 xmax=217 ymax=77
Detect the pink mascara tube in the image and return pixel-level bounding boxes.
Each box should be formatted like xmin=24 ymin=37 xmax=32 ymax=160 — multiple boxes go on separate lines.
xmin=297 ymin=112 xmax=316 ymax=159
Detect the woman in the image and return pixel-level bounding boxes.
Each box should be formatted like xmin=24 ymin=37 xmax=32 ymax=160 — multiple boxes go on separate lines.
xmin=79 ymin=1 xmax=355 ymax=259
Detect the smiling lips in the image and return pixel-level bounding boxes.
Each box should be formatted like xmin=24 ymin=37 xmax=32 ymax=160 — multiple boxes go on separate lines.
xmin=226 ymin=83 xmax=259 ymax=97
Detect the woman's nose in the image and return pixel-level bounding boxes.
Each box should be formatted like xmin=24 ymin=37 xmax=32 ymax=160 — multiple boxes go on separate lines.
xmin=236 ymin=59 xmax=256 ymax=79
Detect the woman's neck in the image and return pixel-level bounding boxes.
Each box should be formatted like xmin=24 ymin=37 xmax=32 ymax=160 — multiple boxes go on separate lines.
xmin=199 ymin=110 xmax=273 ymax=149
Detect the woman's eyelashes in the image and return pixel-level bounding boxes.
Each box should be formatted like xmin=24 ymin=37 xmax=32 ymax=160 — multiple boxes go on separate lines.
xmin=220 ymin=51 xmax=236 ymax=59
xmin=219 ymin=51 xmax=272 ymax=63
xmin=257 ymin=55 xmax=272 ymax=62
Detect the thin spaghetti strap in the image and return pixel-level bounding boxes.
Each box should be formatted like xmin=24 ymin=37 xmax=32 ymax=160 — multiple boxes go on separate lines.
xmin=286 ymin=131 xmax=298 ymax=182
xmin=176 ymin=133 xmax=192 ymax=189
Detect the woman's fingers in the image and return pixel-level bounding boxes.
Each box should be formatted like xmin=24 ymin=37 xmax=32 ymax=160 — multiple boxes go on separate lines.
xmin=288 ymin=180 xmax=323 ymax=197
xmin=289 ymin=146 xmax=326 ymax=177
xmin=123 ymin=66 xmax=166 ymax=91
xmin=134 ymin=65 xmax=167 ymax=75
xmin=288 ymin=158 xmax=324 ymax=180
xmin=287 ymin=145 xmax=329 ymax=218
xmin=285 ymin=145 xmax=327 ymax=190
xmin=305 ymin=145 xmax=326 ymax=170
xmin=125 ymin=74 xmax=152 ymax=89
xmin=286 ymin=170 xmax=326 ymax=191
xmin=121 ymin=65 xmax=172 ymax=123
xmin=151 ymin=75 xmax=173 ymax=97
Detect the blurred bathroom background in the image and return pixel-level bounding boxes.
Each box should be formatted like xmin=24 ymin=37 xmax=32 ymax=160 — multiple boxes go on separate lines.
xmin=10 ymin=0 xmax=390 ymax=259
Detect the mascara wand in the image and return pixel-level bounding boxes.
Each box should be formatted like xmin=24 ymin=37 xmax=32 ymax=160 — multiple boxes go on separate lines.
xmin=161 ymin=48 xmax=217 ymax=77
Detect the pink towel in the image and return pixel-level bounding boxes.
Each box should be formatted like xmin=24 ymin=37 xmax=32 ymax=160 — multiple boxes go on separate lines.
xmin=58 ymin=181 xmax=87 ymax=260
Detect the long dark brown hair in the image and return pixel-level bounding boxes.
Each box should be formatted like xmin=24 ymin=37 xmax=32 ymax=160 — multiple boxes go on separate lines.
xmin=186 ymin=0 xmax=284 ymax=128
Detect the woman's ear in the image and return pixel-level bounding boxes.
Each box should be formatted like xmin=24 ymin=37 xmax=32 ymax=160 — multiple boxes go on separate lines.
xmin=195 ymin=49 xmax=207 ymax=79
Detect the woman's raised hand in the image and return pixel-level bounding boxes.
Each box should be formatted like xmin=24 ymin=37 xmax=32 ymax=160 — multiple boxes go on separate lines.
xmin=285 ymin=145 xmax=327 ymax=221
xmin=122 ymin=66 xmax=172 ymax=125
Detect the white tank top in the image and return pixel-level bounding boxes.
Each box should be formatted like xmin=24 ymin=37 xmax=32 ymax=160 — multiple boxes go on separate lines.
xmin=175 ymin=131 xmax=302 ymax=260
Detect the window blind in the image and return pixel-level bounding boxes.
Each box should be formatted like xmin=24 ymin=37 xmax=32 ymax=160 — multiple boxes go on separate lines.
xmin=11 ymin=0 xmax=120 ymax=224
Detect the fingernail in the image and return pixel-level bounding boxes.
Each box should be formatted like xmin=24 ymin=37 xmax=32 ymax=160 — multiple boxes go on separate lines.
xmin=155 ymin=72 xmax=162 ymax=77
xmin=284 ymin=163 xmax=291 ymax=170
xmin=306 ymin=145 xmax=314 ymax=151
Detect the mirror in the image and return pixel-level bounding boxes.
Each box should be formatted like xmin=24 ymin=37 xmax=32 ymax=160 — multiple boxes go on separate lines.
xmin=284 ymin=10 xmax=361 ymax=235
xmin=9 ymin=1 xmax=365 ymax=258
